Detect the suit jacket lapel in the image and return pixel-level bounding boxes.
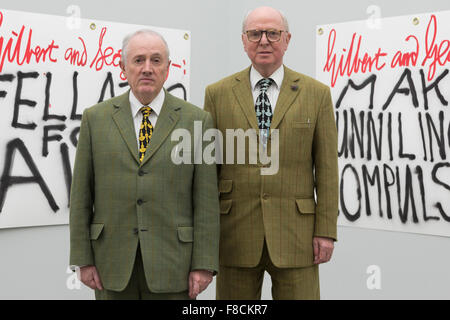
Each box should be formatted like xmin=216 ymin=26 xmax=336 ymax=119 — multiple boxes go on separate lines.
xmin=140 ymin=90 xmax=180 ymax=167
xmin=112 ymin=90 xmax=140 ymax=164
xmin=270 ymin=66 xmax=302 ymax=130
xmin=232 ymin=67 xmax=259 ymax=130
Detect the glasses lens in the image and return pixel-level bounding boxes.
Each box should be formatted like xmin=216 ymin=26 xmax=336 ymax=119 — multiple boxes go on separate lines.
xmin=247 ymin=30 xmax=262 ymax=42
xmin=267 ymin=30 xmax=281 ymax=41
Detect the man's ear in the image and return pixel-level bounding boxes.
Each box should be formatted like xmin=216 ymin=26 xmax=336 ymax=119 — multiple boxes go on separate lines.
xmin=119 ymin=60 xmax=126 ymax=77
xmin=285 ymin=32 xmax=292 ymax=46
xmin=242 ymin=33 xmax=248 ymax=53
xmin=165 ymin=60 xmax=171 ymax=81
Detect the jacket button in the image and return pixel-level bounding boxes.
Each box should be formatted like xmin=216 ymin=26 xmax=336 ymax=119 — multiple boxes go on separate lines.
xmin=137 ymin=199 xmax=143 ymax=205
xmin=138 ymin=170 xmax=145 ymax=176
xmin=262 ymin=193 xmax=269 ymax=200
xmin=133 ymin=228 xmax=139 ymax=234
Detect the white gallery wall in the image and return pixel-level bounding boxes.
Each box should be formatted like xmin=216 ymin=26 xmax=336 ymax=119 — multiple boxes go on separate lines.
xmin=0 ymin=0 xmax=449 ymax=299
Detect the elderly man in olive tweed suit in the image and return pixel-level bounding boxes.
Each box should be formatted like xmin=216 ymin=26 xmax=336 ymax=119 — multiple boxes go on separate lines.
xmin=70 ymin=30 xmax=220 ymax=300
xmin=204 ymin=7 xmax=338 ymax=300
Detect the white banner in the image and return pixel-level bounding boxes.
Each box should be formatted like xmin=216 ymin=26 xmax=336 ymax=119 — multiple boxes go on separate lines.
xmin=316 ymin=10 xmax=450 ymax=237
xmin=0 ymin=8 xmax=190 ymax=229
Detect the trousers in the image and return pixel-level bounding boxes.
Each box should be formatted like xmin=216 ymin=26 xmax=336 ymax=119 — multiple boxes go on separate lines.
xmin=95 ymin=243 xmax=191 ymax=300
xmin=216 ymin=239 xmax=320 ymax=300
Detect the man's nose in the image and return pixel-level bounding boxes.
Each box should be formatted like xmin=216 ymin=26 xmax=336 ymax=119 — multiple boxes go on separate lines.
xmin=260 ymin=32 xmax=270 ymax=45
xmin=142 ymin=59 xmax=153 ymax=73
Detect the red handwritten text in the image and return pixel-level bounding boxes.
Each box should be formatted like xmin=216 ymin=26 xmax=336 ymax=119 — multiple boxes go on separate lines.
xmin=89 ymin=27 xmax=121 ymax=71
xmin=391 ymin=35 xmax=419 ymax=68
xmin=64 ymin=37 xmax=87 ymax=66
xmin=0 ymin=11 xmax=59 ymax=73
xmin=421 ymin=15 xmax=450 ymax=81
xmin=323 ymin=29 xmax=387 ymax=87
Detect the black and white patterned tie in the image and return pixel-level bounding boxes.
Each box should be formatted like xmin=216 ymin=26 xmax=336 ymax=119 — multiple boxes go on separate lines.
xmin=255 ymin=78 xmax=274 ymax=130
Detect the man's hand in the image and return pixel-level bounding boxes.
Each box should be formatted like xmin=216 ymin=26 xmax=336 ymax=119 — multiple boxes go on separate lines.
xmin=79 ymin=265 xmax=103 ymax=290
xmin=313 ymin=237 xmax=334 ymax=264
xmin=188 ymin=270 xmax=213 ymax=299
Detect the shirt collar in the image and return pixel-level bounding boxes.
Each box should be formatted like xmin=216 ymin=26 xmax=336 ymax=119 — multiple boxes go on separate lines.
xmin=250 ymin=65 xmax=284 ymax=91
xmin=129 ymin=88 xmax=165 ymax=118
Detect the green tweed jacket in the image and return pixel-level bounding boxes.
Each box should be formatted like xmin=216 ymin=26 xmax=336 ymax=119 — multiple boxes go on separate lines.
xmin=70 ymin=90 xmax=220 ymax=293
xmin=204 ymin=66 xmax=338 ymax=268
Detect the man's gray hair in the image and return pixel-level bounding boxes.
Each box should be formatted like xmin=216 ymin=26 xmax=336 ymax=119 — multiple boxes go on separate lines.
xmin=241 ymin=8 xmax=290 ymax=33
xmin=121 ymin=29 xmax=170 ymax=65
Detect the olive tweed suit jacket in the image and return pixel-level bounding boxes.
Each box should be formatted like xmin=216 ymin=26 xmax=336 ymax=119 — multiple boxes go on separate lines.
xmin=204 ymin=66 xmax=338 ymax=268
xmin=70 ymin=90 xmax=220 ymax=293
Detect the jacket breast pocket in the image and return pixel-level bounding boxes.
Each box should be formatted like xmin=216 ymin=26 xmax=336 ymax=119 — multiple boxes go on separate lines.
xmin=292 ymin=121 xmax=313 ymax=129
xmin=290 ymin=120 xmax=315 ymax=159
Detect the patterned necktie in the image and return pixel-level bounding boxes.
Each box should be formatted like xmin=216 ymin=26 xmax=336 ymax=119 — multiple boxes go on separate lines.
xmin=255 ymin=78 xmax=274 ymax=129
xmin=139 ymin=106 xmax=153 ymax=163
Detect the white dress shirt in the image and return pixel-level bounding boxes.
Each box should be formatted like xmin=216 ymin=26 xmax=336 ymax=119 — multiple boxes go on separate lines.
xmin=129 ymin=89 xmax=165 ymax=149
xmin=250 ymin=65 xmax=284 ymax=112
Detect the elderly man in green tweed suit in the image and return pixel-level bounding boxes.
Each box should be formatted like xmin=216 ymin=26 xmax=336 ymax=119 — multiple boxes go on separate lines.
xmin=70 ymin=29 xmax=220 ymax=300
xmin=204 ymin=7 xmax=338 ymax=300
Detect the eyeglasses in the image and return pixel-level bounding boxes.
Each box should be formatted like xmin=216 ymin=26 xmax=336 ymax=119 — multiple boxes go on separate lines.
xmin=244 ymin=29 xmax=286 ymax=42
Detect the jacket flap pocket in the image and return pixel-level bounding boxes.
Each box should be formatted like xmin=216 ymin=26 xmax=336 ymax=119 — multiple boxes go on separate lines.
xmin=90 ymin=223 xmax=104 ymax=240
xmin=296 ymin=198 xmax=316 ymax=214
xmin=177 ymin=226 xmax=194 ymax=242
xmin=220 ymin=199 xmax=232 ymax=214
xmin=218 ymin=179 xmax=233 ymax=194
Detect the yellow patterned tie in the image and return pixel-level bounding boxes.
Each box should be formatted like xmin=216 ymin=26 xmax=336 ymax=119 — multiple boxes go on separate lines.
xmin=139 ymin=106 xmax=153 ymax=162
